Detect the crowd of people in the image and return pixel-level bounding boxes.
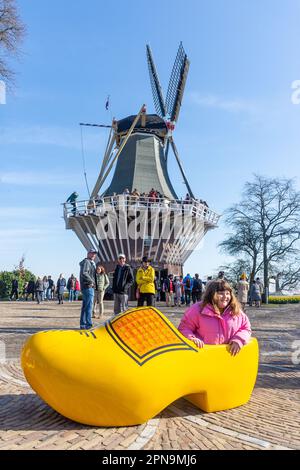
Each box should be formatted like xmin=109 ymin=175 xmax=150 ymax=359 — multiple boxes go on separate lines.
xmin=9 ymin=275 xmax=81 ymax=304
xmin=66 ymin=189 xmax=209 ymax=215
xmin=9 ymin=252 xmax=262 ymax=356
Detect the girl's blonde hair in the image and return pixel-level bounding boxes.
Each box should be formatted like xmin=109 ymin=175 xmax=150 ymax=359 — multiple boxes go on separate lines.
xmin=201 ymin=279 xmax=241 ymax=316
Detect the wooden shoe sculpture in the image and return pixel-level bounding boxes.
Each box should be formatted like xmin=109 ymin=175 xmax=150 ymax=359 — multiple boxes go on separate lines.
xmin=21 ymin=306 xmax=259 ymax=426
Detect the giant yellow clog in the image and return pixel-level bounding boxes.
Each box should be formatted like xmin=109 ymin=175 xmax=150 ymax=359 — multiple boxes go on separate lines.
xmin=21 ymin=306 xmax=259 ymax=426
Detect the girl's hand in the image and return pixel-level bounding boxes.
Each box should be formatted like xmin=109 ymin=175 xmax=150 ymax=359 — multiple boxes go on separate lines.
xmin=229 ymin=341 xmax=241 ymax=356
xmin=190 ymin=336 xmax=204 ymax=348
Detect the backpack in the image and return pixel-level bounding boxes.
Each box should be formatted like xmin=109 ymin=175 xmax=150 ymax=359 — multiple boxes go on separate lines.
xmin=185 ymin=278 xmax=191 ymax=289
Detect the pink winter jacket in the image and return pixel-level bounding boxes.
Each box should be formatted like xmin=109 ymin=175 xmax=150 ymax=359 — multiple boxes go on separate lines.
xmin=178 ymin=302 xmax=252 ymax=348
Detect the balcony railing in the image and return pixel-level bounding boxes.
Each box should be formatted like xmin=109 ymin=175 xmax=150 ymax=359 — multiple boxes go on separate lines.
xmin=63 ymin=195 xmax=220 ymax=226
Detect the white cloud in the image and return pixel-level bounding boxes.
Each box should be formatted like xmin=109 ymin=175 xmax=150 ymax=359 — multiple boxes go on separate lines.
xmin=189 ymin=92 xmax=257 ymax=114
xmin=0 ymin=228 xmax=61 ymax=240
xmin=0 ymin=125 xmax=107 ymax=151
xmin=0 ymin=206 xmax=58 ymax=218
xmin=0 ymin=171 xmax=79 ymax=186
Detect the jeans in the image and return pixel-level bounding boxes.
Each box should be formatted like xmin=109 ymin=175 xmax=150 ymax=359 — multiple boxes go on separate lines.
xmin=185 ymin=290 xmax=191 ymax=305
xmin=46 ymin=288 xmax=52 ymax=300
xmin=69 ymin=289 xmax=75 ymax=302
xmin=114 ymin=293 xmax=128 ymax=315
xmin=80 ymin=288 xmax=94 ymax=329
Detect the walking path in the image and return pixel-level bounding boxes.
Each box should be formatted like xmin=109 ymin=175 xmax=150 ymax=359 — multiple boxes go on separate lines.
xmin=0 ymin=301 xmax=299 ymax=450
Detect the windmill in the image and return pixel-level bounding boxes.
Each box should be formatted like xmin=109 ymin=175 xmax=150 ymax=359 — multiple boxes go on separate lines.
xmin=63 ymin=43 xmax=220 ymax=278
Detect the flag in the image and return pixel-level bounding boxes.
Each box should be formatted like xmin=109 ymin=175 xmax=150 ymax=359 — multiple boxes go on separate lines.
xmin=105 ymin=95 xmax=110 ymax=110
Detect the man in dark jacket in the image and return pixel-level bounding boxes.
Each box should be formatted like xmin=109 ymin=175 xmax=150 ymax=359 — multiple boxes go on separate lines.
xmin=192 ymin=273 xmax=203 ymax=304
xmin=79 ymin=248 xmax=97 ymax=329
xmin=112 ymin=253 xmax=133 ymax=315
xmin=10 ymin=279 xmax=19 ymax=300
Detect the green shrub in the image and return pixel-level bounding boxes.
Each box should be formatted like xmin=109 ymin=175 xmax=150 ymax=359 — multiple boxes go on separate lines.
xmin=0 ymin=270 xmax=36 ymax=299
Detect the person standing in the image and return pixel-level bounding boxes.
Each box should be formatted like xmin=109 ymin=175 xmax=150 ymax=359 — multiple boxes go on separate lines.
xmin=192 ymin=274 xmax=203 ymax=304
xmin=47 ymin=276 xmax=54 ymax=300
xmin=10 ymin=278 xmax=19 ymax=300
xmin=164 ymin=274 xmax=175 ymax=307
xmin=42 ymin=276 xmax=49 ymax=301
xmin=66 ymin=191 xmax=78 ymax=215
xmin=174 ymin=276 xmax=182 ymax=307
xmin=56 ymin=274 xmax=66 ymax=304
xmin=67 ymin=274 xmax=76 ymax=302
xmin=79 ymin=249 xmax=97 ymax=328
xmin=112 ymin=253 xmax=133 ymax=315
xmin=26 ymin=278 xmax=35 ymax=301
xmin=74 ymin=277 xmax=80 ymax=301
xmin=136 ymin=256 xmax=155 ymax=307
xmin=183 ymin=273 xmax=193 ymax=306
xmin=93 ymin=264 xmax=109 ymax=319
xmin=35 ymin=277 xmax=44 ymax=304
xmin=250 ymin=280 xmax=262 ymax=308
xmin=237 ymin=273 xmax=249 ymax=311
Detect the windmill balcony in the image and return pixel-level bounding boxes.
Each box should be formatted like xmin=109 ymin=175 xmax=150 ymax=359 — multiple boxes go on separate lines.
xmin=63 ymin=195 xmax=220 ymax=227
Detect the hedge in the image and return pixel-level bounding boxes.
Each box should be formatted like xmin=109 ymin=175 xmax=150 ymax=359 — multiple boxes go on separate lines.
xmin=268 ymin=296 xmax=300 ymax=304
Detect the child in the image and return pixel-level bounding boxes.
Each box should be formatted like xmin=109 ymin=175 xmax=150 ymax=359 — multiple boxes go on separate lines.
xmin=178 ymin=279 xmax=251 ymax=356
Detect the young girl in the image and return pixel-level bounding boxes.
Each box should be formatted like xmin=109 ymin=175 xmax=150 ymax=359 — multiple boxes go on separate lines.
xmin=93 ymin=264 xmax=110 ymax=319
xmin=178 ymin=280 xmax=251 ymax=356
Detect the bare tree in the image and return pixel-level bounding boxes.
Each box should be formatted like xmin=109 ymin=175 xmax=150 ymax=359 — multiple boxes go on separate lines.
xmin=270 ymin=257 xmax=300 ymax=293
xmin=219 ymin=217 xmax=263 ymax=282
xmin=0 ymin=0 xmax=25 ymax=87
xmin=217 ymin=258 xmax=253 ymax=289
xmin=220 ymin=175 xmax=300 ymax=298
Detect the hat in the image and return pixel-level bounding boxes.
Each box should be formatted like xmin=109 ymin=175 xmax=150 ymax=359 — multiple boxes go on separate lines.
xmin=118 ymin=253 xmax=126 ymax=259
xmin=142 ymin=256 xmax=151 ymax=263
xmin=88 ymin=248 xmax=97 ymax=254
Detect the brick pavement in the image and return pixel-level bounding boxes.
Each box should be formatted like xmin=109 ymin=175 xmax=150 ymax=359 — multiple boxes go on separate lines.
xmin=0 ymin=300 xmax=299 ymax=450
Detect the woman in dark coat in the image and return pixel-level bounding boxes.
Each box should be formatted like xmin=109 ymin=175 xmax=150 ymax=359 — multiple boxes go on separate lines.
xmin=56 ymin=274 xmax=66 ymax=305
xmin=249 ymin=281 xmax=262 ymax=307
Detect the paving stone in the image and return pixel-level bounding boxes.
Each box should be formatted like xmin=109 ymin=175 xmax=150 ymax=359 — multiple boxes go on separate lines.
xmin=0 ymin=301 xmax=299 ymax=450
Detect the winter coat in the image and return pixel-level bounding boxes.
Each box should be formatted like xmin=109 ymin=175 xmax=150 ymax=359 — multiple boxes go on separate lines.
xmin=178 ymin=302 xmax=251 ymax=348
xmin=112 ymin=264 xmax=134 ymax=294
xmin=163 ymin=278 xmax=175 ymax=293
xmin=136 ymin=266 xmax=155 ymax=294
xmin=192 ymin=277 xmax=203 ymax=294
xmin=35 ymin=280 xmax=44 ymax=292
xmin=56 ymin=278 xmax=66 ymax=294
xmin=183 ymin=275 xmax=193 ymax=291
xmin=250 ymin=283 xmax=261 ymax=302
xmin=67 ymin=277 xmax=76 ymax=291
xmin=237 ymin=280 xmax=249 ymax=303
xmin=79 ymin=258 xmax=96 ymax=289
xmin=75 ymin=279 xmax=80 ymax=291
xmin=95 ymin=273 xmax=109 ymax=292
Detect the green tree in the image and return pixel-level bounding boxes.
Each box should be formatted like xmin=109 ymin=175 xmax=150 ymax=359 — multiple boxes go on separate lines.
xmin=0 ymin=269 xmax=35 ymax=299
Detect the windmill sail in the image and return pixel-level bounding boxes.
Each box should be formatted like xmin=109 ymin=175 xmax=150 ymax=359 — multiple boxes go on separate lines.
xmin=146 ymin=45 xmax=167 ymax=118
xmin=166 ymin=42 xmax=190 ymax=122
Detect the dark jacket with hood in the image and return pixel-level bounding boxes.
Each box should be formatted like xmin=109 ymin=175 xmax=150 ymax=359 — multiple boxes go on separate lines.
xmin=79 ymin=258 xmax=96 ymax=289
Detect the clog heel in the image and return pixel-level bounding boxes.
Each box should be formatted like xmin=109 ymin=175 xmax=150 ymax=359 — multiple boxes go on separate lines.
xmin=21 ymin=306 xmax=259 ymax=426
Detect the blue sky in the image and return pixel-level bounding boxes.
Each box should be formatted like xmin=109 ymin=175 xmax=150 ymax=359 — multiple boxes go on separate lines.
xmin=1 ymin=0 xmax=300 ymax=280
